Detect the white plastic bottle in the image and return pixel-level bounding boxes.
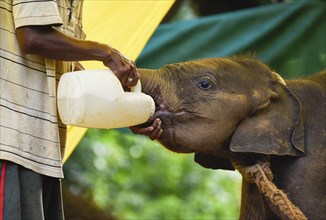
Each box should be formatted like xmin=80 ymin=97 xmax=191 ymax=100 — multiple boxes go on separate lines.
xmin=57 ymin=69 xmax=155 ymax=129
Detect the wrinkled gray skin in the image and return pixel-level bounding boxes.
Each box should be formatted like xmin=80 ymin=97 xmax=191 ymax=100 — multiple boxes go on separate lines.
xmin=135 ymin=57 xmax=326 ymax=219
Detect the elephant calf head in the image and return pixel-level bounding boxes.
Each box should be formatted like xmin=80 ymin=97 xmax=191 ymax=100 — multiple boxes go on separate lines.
xmin=137 ymin=57 xmax=326 ymax=219
xmin=139 ymin=57 xmax=326 ymax=219
xmin=138 ymin=57 xmax=304 ymax=165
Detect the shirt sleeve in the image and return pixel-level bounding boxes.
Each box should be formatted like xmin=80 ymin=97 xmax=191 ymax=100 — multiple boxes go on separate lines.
xmin=13 ymin=0 xmax=63 ymax=29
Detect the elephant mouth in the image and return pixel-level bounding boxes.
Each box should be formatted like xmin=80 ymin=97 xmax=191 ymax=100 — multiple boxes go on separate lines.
xmin=150 ymin=103 xmax=171 ymax=121
xmin=141 ymin=100 xmax=185 ymax=130
xmin=152 ymin=102 xmax=187 ymax=120
xmin=141 ymin=99 xmax=195 ymax=153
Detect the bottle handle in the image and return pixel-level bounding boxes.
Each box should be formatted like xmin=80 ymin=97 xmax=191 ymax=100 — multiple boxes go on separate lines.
xmin=130 ymin=80 xmax=142 ymax=93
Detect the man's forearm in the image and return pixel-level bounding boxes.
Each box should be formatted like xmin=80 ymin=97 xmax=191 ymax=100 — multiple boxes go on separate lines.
xmin=16 ymin=26 xmax=111 ymax=62
xmin=16 ymin=25 xmax=139 ymax=88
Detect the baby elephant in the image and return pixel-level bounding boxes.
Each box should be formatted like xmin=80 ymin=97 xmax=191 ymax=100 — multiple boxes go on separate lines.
xmin=133 ymin=57 xmax=325 ymax=219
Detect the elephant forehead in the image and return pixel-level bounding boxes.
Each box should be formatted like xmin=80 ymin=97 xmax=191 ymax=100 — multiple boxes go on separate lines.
xmin=190 ymin=57 xmax=235 ymax=67
xmin=168 ymin=58 xmax=232 ymax=73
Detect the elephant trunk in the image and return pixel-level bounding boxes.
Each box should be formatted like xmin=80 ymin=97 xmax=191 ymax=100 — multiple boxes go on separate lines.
xmin=138 ymin=68 xmax=162 ymax=98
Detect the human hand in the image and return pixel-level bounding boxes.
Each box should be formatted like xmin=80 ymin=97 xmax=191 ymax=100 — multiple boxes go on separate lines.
xmin=102 ymin=46 xmax=139 ymax=89
xmin=130 ymin=118 xmax=163 ymax=140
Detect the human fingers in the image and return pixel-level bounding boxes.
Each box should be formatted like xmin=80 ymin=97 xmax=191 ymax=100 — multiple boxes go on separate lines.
xmin=125 ymin=60 xmax=139 ymax=88
xmin=129 ymin=125 xmax=154 ymax=135
xmin=149 ymin=119 xmax=163 ymax=140
xmin=129 ymin=118 xmax=163 ymax=140
xmin=117 ymin=58 xmax=139 ymax=88
xmin=103 ymin=47 xmax=138 ymax=87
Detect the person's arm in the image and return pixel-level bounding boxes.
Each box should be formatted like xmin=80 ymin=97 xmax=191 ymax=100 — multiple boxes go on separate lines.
xmin=16 ymin=25 xmax=163 ymax=136
xmin=16 ymin=25 xmax=138 ymax=87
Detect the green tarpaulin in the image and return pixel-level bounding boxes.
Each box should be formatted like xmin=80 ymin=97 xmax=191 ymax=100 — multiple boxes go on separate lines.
xmin=137 ymin=0 xmax=325 ymax=78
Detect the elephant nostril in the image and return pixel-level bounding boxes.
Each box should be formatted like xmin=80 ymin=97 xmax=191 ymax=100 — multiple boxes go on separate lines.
xmin=153 ymin=94 xmax=168 ymax=113
xmin=155 ymin=103 xmax=167 ymax=113
xmin=155 ymin=102 xmax=160 ymax=112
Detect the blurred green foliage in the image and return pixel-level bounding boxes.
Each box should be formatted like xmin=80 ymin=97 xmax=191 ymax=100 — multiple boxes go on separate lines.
xmin=63 ymin=129 xmax=242 ymax=219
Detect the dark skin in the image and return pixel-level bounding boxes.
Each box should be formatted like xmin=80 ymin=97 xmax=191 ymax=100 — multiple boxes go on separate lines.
xmin=16 ymin=25 xmax=137 ymax=88
xmin=130 ymin=118 xmax=163 ymax=140
xmin=16 ymin=25 xmax=163 ymax=134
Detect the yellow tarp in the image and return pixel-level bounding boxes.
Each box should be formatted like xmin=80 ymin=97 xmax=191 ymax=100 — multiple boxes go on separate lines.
xmin=64 ymin=0 xmax=175 ymax=163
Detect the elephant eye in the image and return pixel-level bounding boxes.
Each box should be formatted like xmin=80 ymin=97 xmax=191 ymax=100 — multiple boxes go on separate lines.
xmin=197 ymin=80 xmax=211 ymax=90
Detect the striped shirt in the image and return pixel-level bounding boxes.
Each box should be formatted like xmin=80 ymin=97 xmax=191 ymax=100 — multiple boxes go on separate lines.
xmin=0 ymin=0 xmax=85 ymax=178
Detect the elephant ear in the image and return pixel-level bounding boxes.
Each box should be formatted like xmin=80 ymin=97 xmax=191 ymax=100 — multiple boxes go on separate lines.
xmin=230 ymin=81 xmax=305 ymax=156
xmin=194 ymin=153 xmax=234 ymax=170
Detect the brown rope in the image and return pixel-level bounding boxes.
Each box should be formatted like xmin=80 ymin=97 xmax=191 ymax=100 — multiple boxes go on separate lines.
xmin=232 ymin=160 xmax=307 ymax=220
